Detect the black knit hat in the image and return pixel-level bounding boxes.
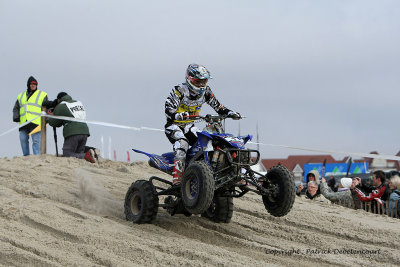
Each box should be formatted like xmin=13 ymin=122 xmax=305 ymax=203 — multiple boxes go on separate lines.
xmin=57 ymin=92 xmax=68 ymax=100
xmin=27 ymin=76 xmax=38 ymax=88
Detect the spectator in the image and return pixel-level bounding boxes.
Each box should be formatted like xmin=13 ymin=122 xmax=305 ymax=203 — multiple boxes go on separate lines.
xmin=352 ymin=170 xmax=388 ymax=211
xmin=320 ymin=177 xmax=356 ymax=207
xmin=387 ymin=175 xmax=400 ymax=218
xmin=327 ymin=176 xmax=338 ymax=192
xmin=47 ymin=92 xmax=97 ymax=163
xmin=306 ymin=170 xmax=320 ymax=184
xmin=349 ymin=178 xmax=362 ymax=210
xmin=296 ymin=170 xmax=320 ymax=196
xmin=298 ymin=181 xmax=328 ymax=202
xmin=12 ymin=76 xmax=56 ymax=156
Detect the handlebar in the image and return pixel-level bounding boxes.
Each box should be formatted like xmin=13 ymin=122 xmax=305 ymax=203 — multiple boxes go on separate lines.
xmin=184 ymin=114 xmax=243 ymax=123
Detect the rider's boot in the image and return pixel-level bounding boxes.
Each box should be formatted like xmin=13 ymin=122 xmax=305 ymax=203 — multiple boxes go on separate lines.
xmin=172 ymin=159 xmax=184 ymax=186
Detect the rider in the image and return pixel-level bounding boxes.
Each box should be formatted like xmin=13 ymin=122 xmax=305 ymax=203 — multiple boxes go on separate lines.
xmin=165 ymin=63 xmax=241 ymax=185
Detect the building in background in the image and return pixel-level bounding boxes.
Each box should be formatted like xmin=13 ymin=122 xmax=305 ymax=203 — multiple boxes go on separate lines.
xmin=260 ymin=151 xmax=400 ymax=181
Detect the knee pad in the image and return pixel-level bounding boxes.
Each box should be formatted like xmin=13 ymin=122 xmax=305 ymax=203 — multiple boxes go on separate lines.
xmin=173 ymin=130 xmax=185 ymax=140
xmin=173 ymin=139 xmax=189 ymax=159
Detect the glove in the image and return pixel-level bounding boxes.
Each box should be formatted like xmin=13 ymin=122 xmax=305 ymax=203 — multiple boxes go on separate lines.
xmin=175 ymin=112 xmax=189 ymax=121
xmin=228 ymin=111 xmax=241 ymax=120
xmin=47 ymin=108 xmax=55 ymax=115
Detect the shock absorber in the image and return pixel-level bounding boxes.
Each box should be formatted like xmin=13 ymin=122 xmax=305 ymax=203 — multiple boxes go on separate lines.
xmin=211 ymin=149 xmax=220 ymax=169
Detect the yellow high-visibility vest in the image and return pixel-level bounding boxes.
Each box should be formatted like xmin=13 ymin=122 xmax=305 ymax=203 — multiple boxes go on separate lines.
xmin=17 ymin=89 xmax=47 ymax=126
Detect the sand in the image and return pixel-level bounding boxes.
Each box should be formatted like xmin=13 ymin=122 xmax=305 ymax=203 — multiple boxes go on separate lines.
xmin=0 ymin=155 xmax=399 ymax=266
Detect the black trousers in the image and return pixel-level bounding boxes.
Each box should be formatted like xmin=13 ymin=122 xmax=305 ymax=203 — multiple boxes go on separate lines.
xmin=62 ymin=134 xmax=88 ymax=159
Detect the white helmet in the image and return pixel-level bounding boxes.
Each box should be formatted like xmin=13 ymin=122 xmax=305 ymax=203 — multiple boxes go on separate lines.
xmin=185 ymin=63 xmax=211 ymax=96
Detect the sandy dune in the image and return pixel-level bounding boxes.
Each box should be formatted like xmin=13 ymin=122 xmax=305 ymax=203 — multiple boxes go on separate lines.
xmin=0 ymin=155 xmax=399 ymax=266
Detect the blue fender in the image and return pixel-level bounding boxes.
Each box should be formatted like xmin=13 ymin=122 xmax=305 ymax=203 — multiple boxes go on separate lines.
xmin=197 ymin=132 xmax=213 ymax=165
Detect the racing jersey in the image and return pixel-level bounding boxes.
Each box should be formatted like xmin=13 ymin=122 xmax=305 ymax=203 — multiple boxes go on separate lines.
xmin=165 ymin=83 xmax=230 ymax=125
xmin=354 ymin=183 xmax=387 ymax=205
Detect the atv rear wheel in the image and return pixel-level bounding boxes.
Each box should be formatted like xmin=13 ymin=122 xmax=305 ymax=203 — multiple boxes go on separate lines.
xmin=124 ymin=180 xmax=159 ymax=223
xmin=181 ymin=161 xmax=215 ymax=214
xmin=201 ymin=196 xmax=233 ymax=223
xmin=262 ymin=165 xmax=295 ymax=217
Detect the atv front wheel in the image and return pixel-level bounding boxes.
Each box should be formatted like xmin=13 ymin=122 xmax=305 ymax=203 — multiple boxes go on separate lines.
xmin=262 ymin=165 xmax=295 ymax=217
xmin=181 ymin=161 xmax=215 ymax=214
xmin=201 ymin=196 xmax=233 ymax=223
xmin=124 ymin=180 xmax=159 ymax=223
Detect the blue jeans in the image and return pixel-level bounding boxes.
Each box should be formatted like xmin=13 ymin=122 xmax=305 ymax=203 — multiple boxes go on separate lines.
xmin=19 ymin=129 xmax=41 ymax=156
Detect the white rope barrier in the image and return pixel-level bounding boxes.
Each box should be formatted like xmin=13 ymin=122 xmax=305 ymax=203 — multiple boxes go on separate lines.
xmin=1 ymin=112 xmax=399 ymax=161
xmin=0 ymin=116 xmax=40 ymax=138
xmin=247 ymin=141 xmax=400 ymax=161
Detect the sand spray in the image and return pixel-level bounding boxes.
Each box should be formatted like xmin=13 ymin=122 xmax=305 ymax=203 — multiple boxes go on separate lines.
xmin=75 ymin=168 xmax=123 ymax=218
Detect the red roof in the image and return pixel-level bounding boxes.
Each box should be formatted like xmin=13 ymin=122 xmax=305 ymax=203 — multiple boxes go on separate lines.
xmin=262 ymin=155 xmax=336 ymax=171
xmin=362 ymin=151 xmax=400 ymax=170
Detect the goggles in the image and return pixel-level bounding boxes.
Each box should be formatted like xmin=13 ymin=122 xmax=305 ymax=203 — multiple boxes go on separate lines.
xmin=190 ymin=78 xmax=208 ymax=88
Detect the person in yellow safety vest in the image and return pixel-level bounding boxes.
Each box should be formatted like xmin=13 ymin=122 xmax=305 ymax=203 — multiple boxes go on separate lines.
xmin=12 ymin=76 xmax=56 ymax=156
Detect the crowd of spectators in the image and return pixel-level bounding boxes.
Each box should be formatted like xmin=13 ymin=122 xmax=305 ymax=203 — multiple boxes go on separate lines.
xmin=296 ymin=170 xmax=400 ymax=218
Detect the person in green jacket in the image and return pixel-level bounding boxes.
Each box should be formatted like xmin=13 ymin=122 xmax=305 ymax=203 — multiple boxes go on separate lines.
xmin=47 ymin=92 xmax=96 ymax=163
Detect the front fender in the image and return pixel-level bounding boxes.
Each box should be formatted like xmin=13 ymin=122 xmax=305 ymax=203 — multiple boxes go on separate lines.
xmin=197 ymin=132 xmax=213 ymax=165
xmin=242 ymin=134 xmax=253 ymax=144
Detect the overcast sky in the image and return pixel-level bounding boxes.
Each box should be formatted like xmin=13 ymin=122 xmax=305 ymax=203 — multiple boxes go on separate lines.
xmin=1 ymin=0 xmax=399 ymax=162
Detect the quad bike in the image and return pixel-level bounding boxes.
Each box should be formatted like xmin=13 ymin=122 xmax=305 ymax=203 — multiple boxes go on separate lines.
xmin=124 ymin=114 xmax=296 ymax=224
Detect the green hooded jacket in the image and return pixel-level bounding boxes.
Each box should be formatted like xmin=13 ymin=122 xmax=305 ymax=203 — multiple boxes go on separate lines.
xmin=48 ymin=95 xmax=90 ymax=138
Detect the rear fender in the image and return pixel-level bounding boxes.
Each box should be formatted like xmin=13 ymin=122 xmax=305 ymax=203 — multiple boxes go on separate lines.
xmin=132 ymin=148 xmax=154 ymax=158
xmin=132 ymin=149 xmax=173 ymax=173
